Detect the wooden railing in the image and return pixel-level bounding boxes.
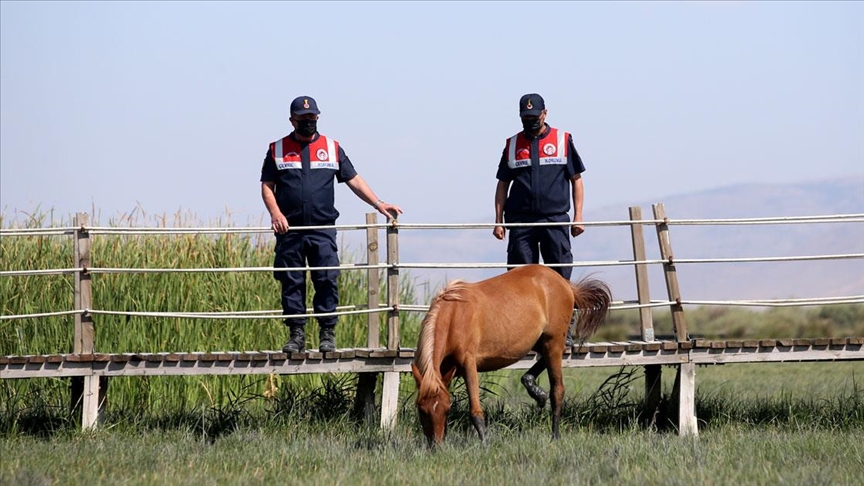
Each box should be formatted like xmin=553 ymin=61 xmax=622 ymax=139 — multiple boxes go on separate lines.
xmin=2 ymin=204 xmax=862 ymax=436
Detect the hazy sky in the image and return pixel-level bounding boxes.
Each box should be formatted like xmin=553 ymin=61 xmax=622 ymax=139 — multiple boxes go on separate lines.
xmin=2 ymin=1 xmax=863 ymax=227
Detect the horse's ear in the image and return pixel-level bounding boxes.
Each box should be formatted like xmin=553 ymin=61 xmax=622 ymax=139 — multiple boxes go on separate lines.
xmin=441 ymin=366 xmax=457 ymax=387
xmin=411 ymin=362 xmax=423 ymax=384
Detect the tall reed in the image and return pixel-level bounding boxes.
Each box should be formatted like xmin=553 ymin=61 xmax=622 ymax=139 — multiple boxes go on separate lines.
xmin=1 ymin=210 xmax=422 ymax=414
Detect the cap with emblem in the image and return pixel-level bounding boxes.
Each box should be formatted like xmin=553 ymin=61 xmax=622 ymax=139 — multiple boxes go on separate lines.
xmin=519 ymin=93 xmax=545 ymax=117
xmin=290 ymin=96 xmax=320 ymax=115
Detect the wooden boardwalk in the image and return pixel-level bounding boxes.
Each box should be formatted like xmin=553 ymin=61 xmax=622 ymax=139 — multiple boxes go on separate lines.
xmin=4 ymin=338 xmax=861 ymax=379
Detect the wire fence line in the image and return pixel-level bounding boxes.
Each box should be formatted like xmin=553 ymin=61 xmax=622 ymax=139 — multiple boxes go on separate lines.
xmin=2 ymin=212 xmax=862 ymax=323
xmin=2 ymin=213 xmax=862 ymax=237
xmin=3 ymin=253 xmax=862 ymax=278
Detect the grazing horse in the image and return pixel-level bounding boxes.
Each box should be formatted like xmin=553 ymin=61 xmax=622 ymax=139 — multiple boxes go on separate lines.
xmin=411 ymin=264 xmax=612 ymax=445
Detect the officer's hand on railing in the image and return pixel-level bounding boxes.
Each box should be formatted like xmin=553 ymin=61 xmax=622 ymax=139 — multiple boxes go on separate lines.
xmin=375 ymin=201 xmax=403 ymax=221
xmin=271 ymin=213 xmax=289 ymax=234
xmin=493 ymin=225 xmax=506 ymax=240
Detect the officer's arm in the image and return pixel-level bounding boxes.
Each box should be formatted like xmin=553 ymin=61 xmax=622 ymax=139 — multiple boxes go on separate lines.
xmin=570 ymin=174 xmax=584 ymax=237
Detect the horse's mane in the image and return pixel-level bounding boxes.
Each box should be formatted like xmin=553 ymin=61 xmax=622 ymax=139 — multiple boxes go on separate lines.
xmin=415 ymin=280 xmax=469 ymax=400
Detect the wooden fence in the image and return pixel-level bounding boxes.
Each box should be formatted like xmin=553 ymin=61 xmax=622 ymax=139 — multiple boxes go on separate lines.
xmin=2 ymin=204 xmax=863 ymax=436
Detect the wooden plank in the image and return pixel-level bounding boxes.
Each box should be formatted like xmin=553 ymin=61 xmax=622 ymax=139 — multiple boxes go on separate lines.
xmin=9 ymin=356 xmax=27 ymax=365
xmin=676 ymin=363 xmax=698 ymax=437
xmin=742 ymin=340 xmax=759 ymax=348
xmin=589 ymin=343 xmax=610 ymax=353
xmin=661 ymin=341 xmax=678 ymax=351
xmin=340 ymin=349 xmax=357 ymax=359
xmin=830 ymin=338 xmax=849 ymax=346
xmin=625 ymin=342 xmax=644 ymax=352
xmin=48 ymin=354 xmax=64 ymax=363
xmin=386 ymin=221 xmax=400 ymax=350
xmin=759 ymin=340 xmax=777 ymax=348
xmin=793 ymin=339 xmax=812 ymax=347
xmin=380 ymin=371 xmax=401 ymax=429
xmin=0 ymin=356 xmax=9 ymax=365
xmin=93 ymin=353 xmax=111 ymax=362
xmin=643 ymin=342 xmax=662 ymax=351
xmin=710 ymin=341 xmax=726 ymax=349
xmin=693 ymin=339 xmax=710 ymax=348
xmin=813 ymin=338 xmax=830 ymax=346
xmin=307 ymin=351 xmax=324 ymax=360
xmin=725 ymin=341 xmax=743 ymax=348
xmin=27 ymin=355 xmax=47 ymax=364
xmin=366 ymin=212 xmax=381 ymax=348
xmin=608 ymin=343 xmax=626 ymax=353
xmin=629 ymin=206 xmax=655 ymax=341
xmin=652 ymin=204 xmax=688 ymax=342
xmin=355 ymin=349 xmax=372 ymax=358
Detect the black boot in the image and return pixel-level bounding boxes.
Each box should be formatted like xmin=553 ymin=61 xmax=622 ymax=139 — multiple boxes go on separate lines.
xmin=319 ymin=326 xmax=336 ymax=353
xmin=283 ymin=325 xmax=305 ymax=353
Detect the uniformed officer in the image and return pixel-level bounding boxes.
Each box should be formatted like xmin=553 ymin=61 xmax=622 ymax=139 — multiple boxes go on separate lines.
xmin=261 ymin=96 xmax=403 ymax=353
xmin=493 ymin=93 xmax=586 ymax=347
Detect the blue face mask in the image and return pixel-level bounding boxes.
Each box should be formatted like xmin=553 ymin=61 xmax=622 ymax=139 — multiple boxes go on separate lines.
xmin=295 ymin=119 xmax=317 ymax=137
xmin=522 ymin=117 xmax=542 ymax=134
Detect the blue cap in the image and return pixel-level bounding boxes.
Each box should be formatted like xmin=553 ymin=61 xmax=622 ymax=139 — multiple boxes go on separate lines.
xmin=519 ymin=93 xmax=545 ymax=116
xmin=290 ymin=96 xmax=320 ymax=115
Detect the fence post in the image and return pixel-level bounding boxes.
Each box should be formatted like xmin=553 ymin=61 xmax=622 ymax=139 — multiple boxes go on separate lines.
xmin=352 ymin=213 xmax=381 ymax=426
xmin=71 ymin=212 xmax=102 ymax=430
xmin=629 ymin=206 xmax=655 ymax=341
xmin=652 ymin=203 xmax=697 ymax=436
xmin=651 ymin=203 xmax=688 ymax=341
xmin=380 ymin=214 xmax=400 ymax=429
xmin=365 ymin=212 xmax=381 ymax=349
xmin=630 ymin=206 xmax=661 ymax=429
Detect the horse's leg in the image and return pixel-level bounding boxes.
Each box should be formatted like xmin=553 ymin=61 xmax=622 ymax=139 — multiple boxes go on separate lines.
xmin=462 ymin=358 xmax=486 ymax=443
xmin=521 ymin=359 xmax=548 ymax=409
xmin=545 ymin=352 xmax=565 ymax=441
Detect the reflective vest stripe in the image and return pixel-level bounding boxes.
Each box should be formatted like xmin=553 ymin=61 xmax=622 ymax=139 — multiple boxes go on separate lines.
xmin=507 ymin=134 xmax=518 ymax=165
xmin=506 ymin=129 xmax=568 ymax=169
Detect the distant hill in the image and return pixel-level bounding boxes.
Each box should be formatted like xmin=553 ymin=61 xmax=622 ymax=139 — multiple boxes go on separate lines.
xmin=393 ymin=177 xmax=864 ymax=304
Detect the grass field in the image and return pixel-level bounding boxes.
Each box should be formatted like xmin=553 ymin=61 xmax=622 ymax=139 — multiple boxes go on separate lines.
xmin=2 ymin=210 xmax=863 ymax=484
xmin=1 ymin=362 xmax=862 ymax=485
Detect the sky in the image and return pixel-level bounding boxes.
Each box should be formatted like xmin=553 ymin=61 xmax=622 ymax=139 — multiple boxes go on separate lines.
xmin=2 ymin=1 xmax=863 ymax=229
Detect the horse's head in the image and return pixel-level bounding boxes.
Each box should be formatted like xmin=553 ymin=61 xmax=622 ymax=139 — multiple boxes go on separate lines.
xmin=412 ymin=363 xmax=456 ymax=446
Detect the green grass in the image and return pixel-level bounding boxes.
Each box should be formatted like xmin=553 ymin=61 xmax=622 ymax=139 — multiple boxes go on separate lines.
xmin=2 ymin=209 xmax=864 ymax=484
xmin=1 ymin=371 xmax=862 ymax=485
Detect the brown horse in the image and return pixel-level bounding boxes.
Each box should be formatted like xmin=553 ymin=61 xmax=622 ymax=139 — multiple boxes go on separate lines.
xmin=411 ymin=264 xmax=612 ymax=445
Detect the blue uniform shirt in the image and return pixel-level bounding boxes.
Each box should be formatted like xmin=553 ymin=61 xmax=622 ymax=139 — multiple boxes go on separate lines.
xmin=496 ymin=124 xmax=585 ymax=216
xmin=261 ymin=132 xmax=358 ymax=226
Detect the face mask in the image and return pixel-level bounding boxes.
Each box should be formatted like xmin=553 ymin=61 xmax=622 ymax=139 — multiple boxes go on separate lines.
xmin=522 ymin=117 xmax=542 ymax=133
xmin=295 ymin=119 xmax=317 ymax=137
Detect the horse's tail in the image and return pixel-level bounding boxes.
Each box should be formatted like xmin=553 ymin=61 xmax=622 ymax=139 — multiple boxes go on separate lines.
xmin=570 ymin=277 xmax=612 ymax=342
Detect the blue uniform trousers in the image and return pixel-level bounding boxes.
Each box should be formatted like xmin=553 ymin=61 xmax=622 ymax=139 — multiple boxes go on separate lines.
xmin=273 ymin=228 xmax=339 ymax=328
xmin=505 ymin=213 xmax=573 ymax=280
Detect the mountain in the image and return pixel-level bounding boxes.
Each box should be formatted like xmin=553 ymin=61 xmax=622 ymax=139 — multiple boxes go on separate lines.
xmin=392 ymin=177 xmax=864 ymax=304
